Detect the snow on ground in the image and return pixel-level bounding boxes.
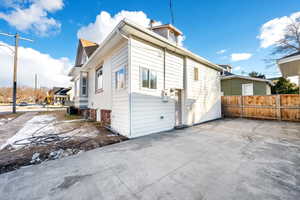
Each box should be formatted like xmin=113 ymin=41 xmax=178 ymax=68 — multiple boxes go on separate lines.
xmin=0 ymin=115 xmax=56 ymax=150
xmin=0 ymin=114 xmax=100 ymax=150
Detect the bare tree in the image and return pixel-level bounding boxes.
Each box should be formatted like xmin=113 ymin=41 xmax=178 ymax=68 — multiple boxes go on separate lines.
xmin=264 ymin=17 xmax=300 ymax=68
xmin=272 ymin=18 xmax=300 ymax=56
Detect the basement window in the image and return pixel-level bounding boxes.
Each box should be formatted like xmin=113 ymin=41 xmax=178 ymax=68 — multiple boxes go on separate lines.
xmin=141 ymin=67 xmax=157 ymax=89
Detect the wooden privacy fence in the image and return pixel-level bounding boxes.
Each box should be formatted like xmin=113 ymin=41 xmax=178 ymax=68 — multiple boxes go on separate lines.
xmin=221 ymin=94 xmax=300 ymax=122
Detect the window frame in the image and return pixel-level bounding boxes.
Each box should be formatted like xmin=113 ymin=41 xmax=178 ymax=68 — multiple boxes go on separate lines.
xmin=242 ymin=83 xmax=254 ymax=96
xmin=81 ymin=72 xmax=88 ymax=96
xmin=95 ymin=66 xmax=103 ymax=93
xmin=140 ymin=67 xmax=157 ymax=90
xmin=115 ymin=66 xmax=126 ymax=90
xmin=194 ymin=67 xmax=199 ymax=81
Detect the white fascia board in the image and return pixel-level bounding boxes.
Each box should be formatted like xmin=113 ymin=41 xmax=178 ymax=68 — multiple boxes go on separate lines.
xmin=277 ymin=54 xmax=300 ymax=65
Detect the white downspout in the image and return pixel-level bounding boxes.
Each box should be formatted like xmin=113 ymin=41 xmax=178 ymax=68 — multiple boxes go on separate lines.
xmin=163 ymin=48 xmax=166 ymax=90
xmin=128 ymin=37 xmax=132 ymax=137
xmin=118 ymin=27 xmax=132 ymax=137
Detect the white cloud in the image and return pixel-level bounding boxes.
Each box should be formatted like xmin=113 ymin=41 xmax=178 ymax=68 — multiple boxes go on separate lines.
xmin=0 ymin=0 xmax=64 ymax=36
xmin=258 ymin=11 xmax=300 ymax=48
xmin=77 ymin=10 xmax=185 ymax=46
xmin=233 ymin=66 xmax=241 ymax=71
xmin=231 ymin=53 xmax=252 ymax=61
xmin=77 ymin=11 xmax=155 ymax=44
xmin=0 ymin=41 xmax=71 ymax=88
xmin=216 ymin=49 xmax=227 ymax=54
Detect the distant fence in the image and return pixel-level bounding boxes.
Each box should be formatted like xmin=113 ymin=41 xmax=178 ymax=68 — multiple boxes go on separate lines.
xmin=221 ymin=94 xmax=300 ymax=122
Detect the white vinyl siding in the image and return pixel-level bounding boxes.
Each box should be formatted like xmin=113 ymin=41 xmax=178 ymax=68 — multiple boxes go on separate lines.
xmin=111 ymin=43 xmax=130 ymax=136
xmin=115 ymin=66 xmax=125 ymax=89
xmin=75 ymin=79 xmax=80 ymax=97
xmin=87 ymin=59 xmax=112 ymax=112
xmin=130 ymin=37 xmax=175 ymax=137
xmin=184 ymin=58 xmax=221 ymax=125
xmin=165 ymin=51 xmax=184 ymax=89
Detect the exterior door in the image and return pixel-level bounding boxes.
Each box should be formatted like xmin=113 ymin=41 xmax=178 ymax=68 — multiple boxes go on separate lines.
xmin=242 ymin=83 xmax=253 ymax=96
xmin=174 ymin=89 xmax=182 ymax=126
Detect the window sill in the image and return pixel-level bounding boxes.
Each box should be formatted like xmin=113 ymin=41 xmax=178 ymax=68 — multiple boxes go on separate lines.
xmin=140 ymin=87 xmax=157 ymax=91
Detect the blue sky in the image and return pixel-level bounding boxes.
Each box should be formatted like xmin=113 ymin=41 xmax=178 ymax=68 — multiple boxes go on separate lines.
xmin=0 ymin=0 xmax=299 ymax=87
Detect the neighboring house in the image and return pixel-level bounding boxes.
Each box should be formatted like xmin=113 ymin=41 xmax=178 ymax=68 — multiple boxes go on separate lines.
xmin=277 ymin=51 xmax=300 ymax=90
xmin=221 ymin=75 xmax=273 ymax=96
xmin=70 ymin=39 xmax=99 ymax=107
xmin=219 ymin=65 xmax=273 ymax=96
xmin=219 ymin=64 xmax=233 ymax=75
xmin=68 ymin=19 xmax=223 ymax=138
xmin=47 ymin=87 xmax=71 ymax=105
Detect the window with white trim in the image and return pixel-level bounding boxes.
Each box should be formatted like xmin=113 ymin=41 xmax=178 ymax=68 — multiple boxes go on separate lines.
xmin=141 ymin=67 xmax=157 ymax=89
xmin=81 ymin=72 xmax=88 ymax=96
xmin=95 ymin=67 xmax=103 ymax=92
xmin=194 ymin=67 xmax=199 ymax=81
xmin=242 ymin=83 xmax=253 ymax=96
xmin=115 ymin=67 xmax=125 ymax=89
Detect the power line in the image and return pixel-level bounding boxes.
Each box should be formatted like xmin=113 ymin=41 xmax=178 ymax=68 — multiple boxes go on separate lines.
xmin=169 ymin=0 xmax=175 ymax=25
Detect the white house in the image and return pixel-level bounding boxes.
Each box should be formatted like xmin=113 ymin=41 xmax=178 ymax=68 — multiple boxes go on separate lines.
xmin=68 ymin=19 xmax=223 ymax=138
xmin=277 ymin=51 xmax=300 ymax=90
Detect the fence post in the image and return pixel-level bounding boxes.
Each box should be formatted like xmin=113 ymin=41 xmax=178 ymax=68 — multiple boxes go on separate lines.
xmin=276 ymin=95 xmax=281 ymax=120
xmin=240 ymin=96 xmax=243 ymax=118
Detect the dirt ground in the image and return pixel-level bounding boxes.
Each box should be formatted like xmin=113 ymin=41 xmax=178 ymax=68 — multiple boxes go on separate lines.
xmin=0 ymin=111 xmax=127 ymax=174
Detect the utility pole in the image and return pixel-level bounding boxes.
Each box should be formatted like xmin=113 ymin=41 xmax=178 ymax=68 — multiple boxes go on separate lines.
xmin=35 ymin=73 xmax=37 ymax=103
xmin=0 ymin=32 xmax=33 ymax=113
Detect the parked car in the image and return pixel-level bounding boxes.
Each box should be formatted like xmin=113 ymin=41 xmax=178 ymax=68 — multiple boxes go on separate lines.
xmin=19 ymin=102 xmax=28 ymax=106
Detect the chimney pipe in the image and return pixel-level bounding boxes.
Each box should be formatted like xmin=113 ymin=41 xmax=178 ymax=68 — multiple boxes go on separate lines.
xmin=149 ymin=19 xmax=155 ymax=29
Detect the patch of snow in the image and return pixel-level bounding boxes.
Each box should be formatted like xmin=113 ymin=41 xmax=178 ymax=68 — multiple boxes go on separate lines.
xmin=49 ymin=149 xmax=64 ymax=159
xmin=30 ymin=153 xmax=41 ymax=164
xmin=0 ymin=115 xmax=56 ymax=150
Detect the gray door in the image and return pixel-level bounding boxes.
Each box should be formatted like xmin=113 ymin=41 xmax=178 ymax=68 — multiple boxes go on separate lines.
xmin=175 ymin=89 xmax=182 ymax=126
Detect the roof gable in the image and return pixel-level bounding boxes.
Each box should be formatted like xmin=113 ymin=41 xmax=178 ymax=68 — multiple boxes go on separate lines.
xmin=75 ymin=39 xmax=99 ymax=66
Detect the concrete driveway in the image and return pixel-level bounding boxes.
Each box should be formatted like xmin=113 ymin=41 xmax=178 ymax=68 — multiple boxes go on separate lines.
xmin=0 ymin=118 xmax=300 ymax=200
